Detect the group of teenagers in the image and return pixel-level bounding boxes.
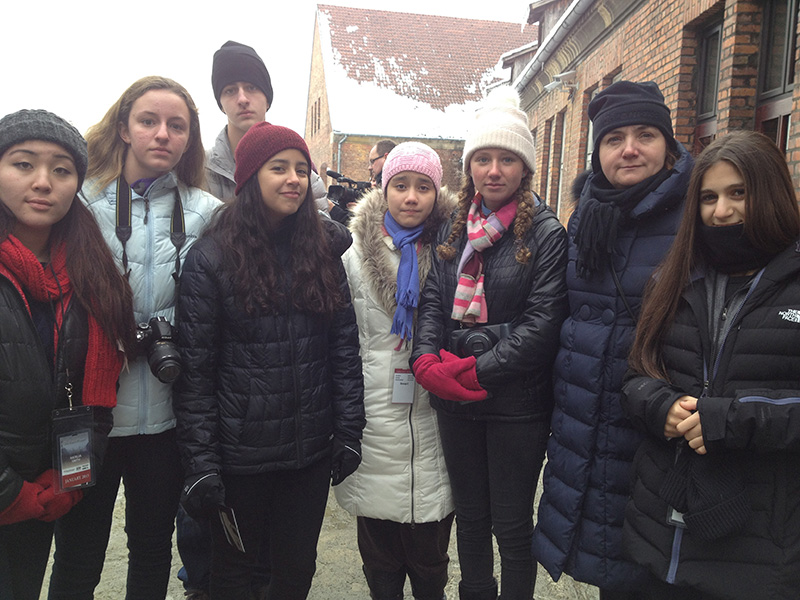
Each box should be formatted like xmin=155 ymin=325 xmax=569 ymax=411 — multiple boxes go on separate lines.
xmin=0 ymin=35 xmax=798 ymax=600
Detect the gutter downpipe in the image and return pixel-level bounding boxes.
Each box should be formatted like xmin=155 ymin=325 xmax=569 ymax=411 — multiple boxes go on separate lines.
xmin=335 ymin=132 xmax=349 ymax=173
xmin=513 ymin=0 xmax=596 ymax=95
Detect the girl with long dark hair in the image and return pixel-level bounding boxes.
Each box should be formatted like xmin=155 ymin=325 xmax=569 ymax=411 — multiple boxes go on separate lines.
xmin=0 ymin=109 xmax=134 ymax=599
xmin=411 ymin=88 xmax=568 ymax=600
xmin=623 ymin=131 xmax=800 ymax=599
xmin=174 ymin=122 xmax=365 ymax=599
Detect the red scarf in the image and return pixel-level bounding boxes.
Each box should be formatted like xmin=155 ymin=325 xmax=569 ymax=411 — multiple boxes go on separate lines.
xmin=0 ymin=235 xmax=121 ymax=408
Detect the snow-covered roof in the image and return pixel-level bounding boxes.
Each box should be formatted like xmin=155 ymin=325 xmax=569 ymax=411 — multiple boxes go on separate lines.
xmin=316 ymin=4 xmax=537 ymax=139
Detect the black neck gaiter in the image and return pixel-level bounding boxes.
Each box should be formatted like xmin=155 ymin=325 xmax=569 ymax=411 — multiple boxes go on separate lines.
xmin=698 ymin=223 xmax=776 ymax=274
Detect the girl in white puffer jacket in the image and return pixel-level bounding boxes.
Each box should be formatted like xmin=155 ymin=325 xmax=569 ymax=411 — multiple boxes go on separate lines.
xmin=335 ymin=142 xmax=455 ymax=600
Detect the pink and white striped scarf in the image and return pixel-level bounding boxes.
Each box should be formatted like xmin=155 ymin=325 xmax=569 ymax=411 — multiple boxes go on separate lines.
xmin=451 ymin=194 xmax=517 ymax=323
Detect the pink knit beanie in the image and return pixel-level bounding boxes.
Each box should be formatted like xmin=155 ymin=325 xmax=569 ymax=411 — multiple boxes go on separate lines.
xmin=381 ymin=142 xmax=443 ymax=196
xmin=234 ymin=122 xmax=311 ymax=196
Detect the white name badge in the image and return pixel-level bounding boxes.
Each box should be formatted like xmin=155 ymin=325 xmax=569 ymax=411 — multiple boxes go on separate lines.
xmin=392 ymin=368 xmax=415 ymax=404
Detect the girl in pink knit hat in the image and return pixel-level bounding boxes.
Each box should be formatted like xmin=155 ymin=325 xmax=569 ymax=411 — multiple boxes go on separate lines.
xmin=334 ymin=141 xmax=458 ymax=600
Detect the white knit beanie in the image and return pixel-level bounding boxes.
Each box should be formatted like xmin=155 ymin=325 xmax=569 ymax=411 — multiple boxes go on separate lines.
xmin=462 ymin=86 xmax=536 ymax=174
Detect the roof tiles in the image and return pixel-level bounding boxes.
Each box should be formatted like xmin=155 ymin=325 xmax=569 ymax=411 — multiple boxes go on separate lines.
xmin=318 ymin=5 xmax=538 ymax=111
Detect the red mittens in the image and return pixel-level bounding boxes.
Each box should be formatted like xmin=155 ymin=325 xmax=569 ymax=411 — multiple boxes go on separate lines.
xmin=412 ymin=352 xmax=487 ymax=402
xmin=35 ymin=470 xmax=83 ymax=522
xmin=0 ymin=481 xmax=47 ymax=525
xmin=0 ymin=470 xmax=84 ymax=525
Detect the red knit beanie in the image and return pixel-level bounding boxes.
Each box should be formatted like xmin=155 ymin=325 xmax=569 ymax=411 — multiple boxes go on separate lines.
xmin=234 ymin=122 xmax=312 ymax=196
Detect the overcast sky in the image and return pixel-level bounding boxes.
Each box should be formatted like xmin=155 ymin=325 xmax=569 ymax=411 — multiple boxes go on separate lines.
xmin=2 ymin=0 xmax=530 ymax=149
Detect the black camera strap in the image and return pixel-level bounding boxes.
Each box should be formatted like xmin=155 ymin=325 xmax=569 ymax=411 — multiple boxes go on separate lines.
xmin=115 ymin=175 xmax=186 ymax=293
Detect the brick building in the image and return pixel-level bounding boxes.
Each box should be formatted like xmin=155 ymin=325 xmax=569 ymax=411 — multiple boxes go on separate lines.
xmin=305 ymin=4 xmax=538 ymax=190
xmin=513 ymin=0 xmax=799 ymax=222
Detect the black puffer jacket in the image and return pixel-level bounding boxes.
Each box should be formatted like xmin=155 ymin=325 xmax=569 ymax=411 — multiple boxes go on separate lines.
xmin=622 ymin=240 xmax=800 ymax=599
xmin=412 ymin=199 xmax=568 ymax=420
xmin=0 ymin=275 xmax=112 ymax=513
xmin=174 ymin=217 xmax=365 ymax=477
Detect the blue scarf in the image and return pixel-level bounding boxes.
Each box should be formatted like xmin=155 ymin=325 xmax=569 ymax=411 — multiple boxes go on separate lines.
xmin=383 ymin=211 xmax=425 ymax=340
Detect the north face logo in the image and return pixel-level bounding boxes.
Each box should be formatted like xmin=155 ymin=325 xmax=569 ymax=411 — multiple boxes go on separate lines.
xmin=778 ymin=309 xmax=800 ymax=323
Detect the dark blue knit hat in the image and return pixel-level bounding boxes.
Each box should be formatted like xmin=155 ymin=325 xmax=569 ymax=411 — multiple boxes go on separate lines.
xmin=589 ymin=81 xmax=676 ymax=171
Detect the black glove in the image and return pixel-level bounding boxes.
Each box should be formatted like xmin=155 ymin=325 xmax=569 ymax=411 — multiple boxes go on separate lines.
xmin=330 ymin=437 xmax=361 ymax=486
xmin=181 ymin=471 xmax=225 ymax=519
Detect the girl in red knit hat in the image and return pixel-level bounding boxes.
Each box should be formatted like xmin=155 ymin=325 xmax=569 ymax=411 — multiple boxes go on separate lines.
xmin=174 ymin=122 xmax=365 ymax=599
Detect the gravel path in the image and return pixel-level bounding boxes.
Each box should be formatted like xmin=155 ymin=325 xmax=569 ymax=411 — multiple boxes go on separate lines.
xmin=40 ymin=477 xmax=598 ymax=600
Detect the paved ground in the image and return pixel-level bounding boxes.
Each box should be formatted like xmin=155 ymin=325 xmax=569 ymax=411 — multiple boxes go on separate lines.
xmin=40 ymin=478 xmax=598 ymax=600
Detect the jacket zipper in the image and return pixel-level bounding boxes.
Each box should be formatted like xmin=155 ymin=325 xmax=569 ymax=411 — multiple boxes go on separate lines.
xmin=287 ymin=309 xmax=304 ymax=463
xmin=139 ymin=191 xmax=156 ymax=434
xmin=408 ymin=400 xmax=416 ymax=526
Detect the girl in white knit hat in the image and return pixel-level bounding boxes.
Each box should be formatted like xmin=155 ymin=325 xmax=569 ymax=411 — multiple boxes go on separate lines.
xmin=411 ymin=88 xmax=568 ymax=600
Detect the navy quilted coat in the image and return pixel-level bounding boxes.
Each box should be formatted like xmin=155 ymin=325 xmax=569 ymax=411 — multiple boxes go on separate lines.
xmin=532 ymin=144 xmax=692 ymax=590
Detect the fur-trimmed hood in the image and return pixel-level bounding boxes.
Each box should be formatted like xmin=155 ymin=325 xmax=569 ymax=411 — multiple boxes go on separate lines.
xmin=347 ymin=185 xmax=456 ymax=317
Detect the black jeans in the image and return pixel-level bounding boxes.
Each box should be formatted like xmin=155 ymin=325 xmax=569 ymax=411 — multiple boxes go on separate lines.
xmin=0 ymin=519 xmax=53 ymax=600
xmin=210 ymin=459 xmax=330 ymax=600
xmin=357 ymin=513 xmax=455 ymax=599
xmin=48 ymin=429 xmax=183 ymax=600
xmin=436 ymin=413 xmax=549 ymax=600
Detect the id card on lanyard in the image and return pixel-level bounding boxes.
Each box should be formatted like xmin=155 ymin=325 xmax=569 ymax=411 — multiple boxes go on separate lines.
xmin=51 ymin=382 xmax=95 ymax=494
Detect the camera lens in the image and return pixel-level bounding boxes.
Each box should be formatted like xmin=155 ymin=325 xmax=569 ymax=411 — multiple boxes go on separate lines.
xmin=147 ymin=341 xmax=182 ymax=384
xmin=464 ymin=331 xmax=493 ymax=357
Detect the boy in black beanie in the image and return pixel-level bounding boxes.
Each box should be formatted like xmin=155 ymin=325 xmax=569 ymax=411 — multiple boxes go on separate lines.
xmin=206 ymin=40 xmax=273 ymax=201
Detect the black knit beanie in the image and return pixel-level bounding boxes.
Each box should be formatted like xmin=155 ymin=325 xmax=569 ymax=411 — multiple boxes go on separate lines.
xmin=212 ymin=41 xmax=273 ymax=111
xmin=0 ymin=109 xmax=88 ymax=189
xmin=589 ymin=81 xmax=676 ymax=171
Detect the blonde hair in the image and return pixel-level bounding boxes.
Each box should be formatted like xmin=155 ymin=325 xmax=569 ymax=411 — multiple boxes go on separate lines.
xmin=85 ymin=76 xmax=206 ymax=191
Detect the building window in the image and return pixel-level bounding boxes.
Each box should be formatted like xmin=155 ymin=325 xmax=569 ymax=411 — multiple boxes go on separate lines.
xmin=542 ymin=118 xmax=554 ymax=204
xmin=554 ymin=111 xmax=566 ymax=218
xmin=694 ymin=20 xmax=722 ymax=152
xmin=756 ymin=0 xmax=797 ymax=152
xmin=584 ymin=87 xmax=600 ymax=170
xmin=310 ymin=99 xmax=322 ymax=136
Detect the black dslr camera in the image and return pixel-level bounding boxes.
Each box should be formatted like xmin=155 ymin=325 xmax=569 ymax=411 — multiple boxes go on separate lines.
xmin=135 ymin=317 xmax=181 ymax=384
xmin=326 ymin=169 xmax=371 ymax=209
xmin=449 ymin=323 xmax=513 ymax=358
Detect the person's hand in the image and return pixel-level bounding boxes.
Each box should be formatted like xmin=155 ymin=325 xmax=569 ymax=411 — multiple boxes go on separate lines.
xmin=0 ymin=481 xmax=47 ymax=525
xmin=181 ymin=471 xmax=225 ymax=519
xmin=439 ymin=350 xmax=484 ymax=391
xmin=676 ymin=397 xmax=706 ymax=454
xmin=331 ymin=437 xmax=361 ymax=486
xmin=412 ymin=353 xmax=487 ymax=402
xmin=664 ymin=395 xmax=695 ymax=438
xmin=35 ymin=470 xmax=83 ymax=522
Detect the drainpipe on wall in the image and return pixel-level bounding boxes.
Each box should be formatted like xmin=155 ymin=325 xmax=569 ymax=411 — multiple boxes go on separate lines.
xmin=335 ymin=132 xmax=348 ymax=173
xmin=513 ymin=0 xmax=596 ymax=94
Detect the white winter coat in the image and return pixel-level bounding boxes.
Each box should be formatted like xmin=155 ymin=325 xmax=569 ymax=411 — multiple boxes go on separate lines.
xmin=82 ymin=173 xmax=221 ymax=437
xmin=333 ymin=187 xmax=454 ymax=523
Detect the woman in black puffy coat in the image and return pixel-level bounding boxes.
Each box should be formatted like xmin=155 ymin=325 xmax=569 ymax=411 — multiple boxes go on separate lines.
xmin=173 ymin=122 xmax=365 ymax=600
xmin=0 ymin=110 xmax=135 ymax=600
xmin=411 ymin=88 xmax=567 ymax=600
xmin=623 ymin=131 xmax=800 ymax=599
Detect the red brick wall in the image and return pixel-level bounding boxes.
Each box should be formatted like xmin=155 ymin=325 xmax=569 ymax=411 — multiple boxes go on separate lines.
xmin=526 ymin=0 xmax=800 ymax=224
